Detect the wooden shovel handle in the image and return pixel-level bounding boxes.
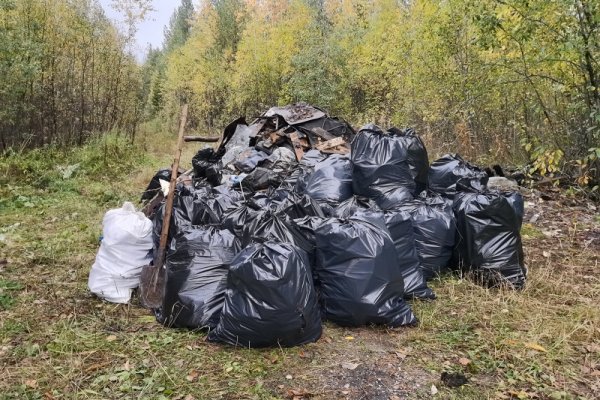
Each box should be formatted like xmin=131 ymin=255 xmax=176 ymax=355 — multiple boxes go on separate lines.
xmin=156 ymin=104 xmax=189 ymax=268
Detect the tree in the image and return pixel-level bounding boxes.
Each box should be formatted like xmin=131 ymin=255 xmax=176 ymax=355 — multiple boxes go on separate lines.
xmin=0 ymin=0 xmax=143 ymax=150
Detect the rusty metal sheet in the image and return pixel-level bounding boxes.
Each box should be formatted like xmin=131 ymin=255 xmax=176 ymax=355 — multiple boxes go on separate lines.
xmin=264 ymin=103 xmax=326 ymax=125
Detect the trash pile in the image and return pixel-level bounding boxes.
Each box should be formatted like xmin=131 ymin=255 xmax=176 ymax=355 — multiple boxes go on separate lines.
xmin=88 ymin=103 xmax=526 ymax=348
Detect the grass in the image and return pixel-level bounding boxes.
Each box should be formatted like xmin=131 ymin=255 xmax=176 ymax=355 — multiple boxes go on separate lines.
xmin=1 ymin=127 xmax=599 ymax=399
xmin=0 ymin=280 xmax=23 ymax=310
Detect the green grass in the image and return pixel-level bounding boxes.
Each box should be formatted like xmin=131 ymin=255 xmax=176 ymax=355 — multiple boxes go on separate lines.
xmin=520 ymin=223 xmax=544 ymax=239
xmin=0 ymin=128 xmax=598 ymax=399
xmin=0 ymin=280 xmax=23 ymax=310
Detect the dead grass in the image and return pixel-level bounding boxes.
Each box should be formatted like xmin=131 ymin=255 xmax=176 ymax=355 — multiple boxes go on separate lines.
xmin=1 ymin=130 xmax=598 ymax=399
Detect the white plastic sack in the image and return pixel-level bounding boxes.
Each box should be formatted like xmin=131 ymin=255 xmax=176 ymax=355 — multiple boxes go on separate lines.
xmin=88 ymin=202 xmax=153 ymax=303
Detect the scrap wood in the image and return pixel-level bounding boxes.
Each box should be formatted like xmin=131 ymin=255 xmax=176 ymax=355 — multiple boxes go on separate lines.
xmin=321 ymin=145 xmax=350 ymax=155
xmin=310 ymin=126 xmax=336 ymax=141
xmin=289 ymin=132 xmax=304 ymax=161
xmin=316 ymin=137 xmax=346 ymax=151
xmin=299 ymin=137 xmax=310 ymax=148
xmin=267 ymin=131 xmax=285 ymax=145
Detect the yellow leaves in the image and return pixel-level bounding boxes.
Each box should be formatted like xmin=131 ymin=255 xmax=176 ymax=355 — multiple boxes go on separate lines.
xmin=524 ymin=342 xmax=548 ymax=353
xmin=504 ymin=339 xmax=549 ymax=353
xmin=530 ymin=147 xmax=565 ymax=176
xmin=508 ymin=390 xmax=531 ymax=399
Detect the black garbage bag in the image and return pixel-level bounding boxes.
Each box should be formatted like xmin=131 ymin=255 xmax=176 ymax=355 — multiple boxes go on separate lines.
xmin=398 ymin=196 xmax=456 ymax=280
xmin=205 ymin=193 xmax=239 ymax=224
xmin=207 ymin=241 xmax=322 ymax=347
xmin=267 ymin=187 xmax=292 ymax=203
xmin=141 ymin=168 xmax=174 ymax=202
xmin=504 ymin=191 xmax=524 ymax=229
xmin=234 ymin=148 xmax=270 ymax=173
xmin=192 ymin=148 xmax=222 ymax=186
xmin=241 ymin=167 xmax=277 ymax=192
xmin=387 ymin=127 xmax=429 ymax=194
xmin=158 ymin=226 xmax=241 ymax=329
xmin=154 ymin=185 xmax=241 ymax=243
xmin=291 ymin=216 xmax=327 ymax=268
xmin=315 ymin=211 xmax=417 ymax=327
xmin=332 ymin=195 xmax=379 ymax=219
xmin=276 ymin=191 xmax=325 ymax=219
xmin=222 ymin=193 xmax=300 ymax=247
xmin=282 ymin=150 xmax=327 ymax=194
xmin=351 ymin=125 xmax=415 ymax=209
xmin=171 ymin=185 xmax=236 ymax=227
xmin=213 ymin=185 xmax=245 ymax=203
xmin=305 ymin=154 xmax=353 ymax=204
xmin=352 ymin=126 xmax=428 ymax=193
xmin=283 ymin=166 xmax=311 ymax=193
xmin=382 ymin=210 xmax=435 ymax=299
xmin=251 ymin=212 xmax=313 ymax=258
xmin=296 ymin=115 xmax=356 ymax=143
xmin=428 ymin=154 xmax=488 ymax=198
xmin=249 ymin=191 xmax=275 ymax=210
xmin=300 ymin=149 xmax=328 ymax=167
xmin=221 ymin=202 xmax=261 ymax=246
xmin=241 ymin=165 xmax=292 ymax=192
xmin=152 ymin=185 xmax=213 ymax=250
xmin=453 ymin=190 xmax=526 ymax=289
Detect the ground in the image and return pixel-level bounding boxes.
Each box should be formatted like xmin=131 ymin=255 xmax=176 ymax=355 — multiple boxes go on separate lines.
xmin=0 ymin=132 xmax=598 ymax=400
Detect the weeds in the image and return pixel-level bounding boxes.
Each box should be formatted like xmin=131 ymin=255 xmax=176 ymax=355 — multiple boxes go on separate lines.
xmin=0 ymin=280 xmax=23 ymax=310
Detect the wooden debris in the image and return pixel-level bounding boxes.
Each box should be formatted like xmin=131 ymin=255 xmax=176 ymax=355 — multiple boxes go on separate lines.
xmin=289 ymin=132 xmax=305 ymax=161
xmin=321 ymin=145 xmax=350 ymax=155
xmin=183 ymin=136 xmax=220 ymax=143
xmin=311 ymin=127 xmax=336 ymax=141
xmin=316 ymin=137 xmax=345 ymax=151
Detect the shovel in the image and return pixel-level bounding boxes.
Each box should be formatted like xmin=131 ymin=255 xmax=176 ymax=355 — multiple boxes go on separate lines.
xmin=140 ymin=104 xmax=189 ymax=309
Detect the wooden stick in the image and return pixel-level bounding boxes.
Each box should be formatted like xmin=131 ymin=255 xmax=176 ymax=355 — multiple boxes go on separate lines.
xmin=183 ymin=135 xmax=220 ymax=143
xmin=141 ymin=104 xmax=188 ymax=309
xmin=157 ymin=103 xmax=188 ymax=266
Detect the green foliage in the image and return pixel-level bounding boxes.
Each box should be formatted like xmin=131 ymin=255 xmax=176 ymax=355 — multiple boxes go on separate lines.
xmin=0 ymin=131 xmax=146 ymax=187
xmin=150 ymin=0 xmax=599 ymax=181
xmin=0 ymin=279 xmax=23 ymax=310
xmin=527 ymin=144 xmax=565 ymax=177
xmin=163 ymin=0 xmax=194 ymax=53
xmin=0 ymin=0 xmax=143 ymax=150
xmin=1 ymin=0 xmax=598 ymax=183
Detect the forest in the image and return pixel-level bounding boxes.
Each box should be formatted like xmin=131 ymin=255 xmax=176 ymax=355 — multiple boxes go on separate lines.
xmin=1 ymin=0 xmax=598 ymax=185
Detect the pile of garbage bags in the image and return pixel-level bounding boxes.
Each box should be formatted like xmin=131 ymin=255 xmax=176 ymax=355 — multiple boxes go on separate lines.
xmin=89 ymin=103 xmax=526 ymax=348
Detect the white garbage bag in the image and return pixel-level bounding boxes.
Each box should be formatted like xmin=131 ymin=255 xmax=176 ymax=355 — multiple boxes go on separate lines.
xmin=88 ymin=202 xmax=153 ymax=303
